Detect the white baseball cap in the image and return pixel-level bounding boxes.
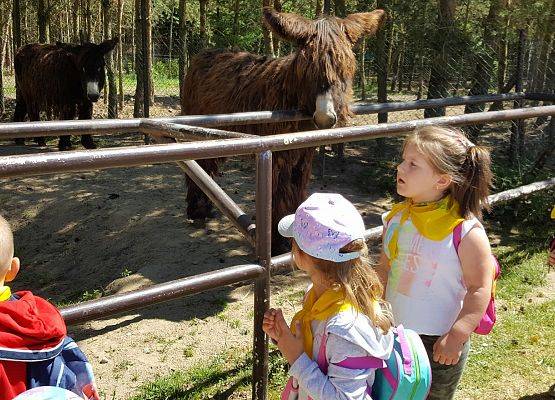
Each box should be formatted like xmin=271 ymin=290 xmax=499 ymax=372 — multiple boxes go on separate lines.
xmin=14 ymin=387 xmax=84 ymax=400
xmin=278 ymin=193 xmax=366 ymax=262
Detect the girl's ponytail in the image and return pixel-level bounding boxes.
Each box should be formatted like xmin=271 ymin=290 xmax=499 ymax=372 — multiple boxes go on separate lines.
xmin=452 ymin=145 xmax=493 ymax=219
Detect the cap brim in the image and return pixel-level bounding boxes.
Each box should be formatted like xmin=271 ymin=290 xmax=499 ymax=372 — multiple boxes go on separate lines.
xmin=277 ymin=214 xmax=295 ymax=238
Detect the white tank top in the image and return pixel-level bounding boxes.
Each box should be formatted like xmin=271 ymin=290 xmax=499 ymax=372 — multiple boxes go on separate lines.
xmin=382 ymin=212 xmax=482 ymax=335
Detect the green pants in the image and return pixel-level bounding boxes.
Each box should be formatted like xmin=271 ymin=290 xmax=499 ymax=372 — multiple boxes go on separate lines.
xmin=420 ymin=335 xmax=471 ymax=400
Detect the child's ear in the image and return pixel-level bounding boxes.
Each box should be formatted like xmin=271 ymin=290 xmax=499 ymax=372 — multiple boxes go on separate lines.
xmin=436 ymin=174 xmax=452 ymax=191
xmin=5 ymin=257 xmax=20 ymax=282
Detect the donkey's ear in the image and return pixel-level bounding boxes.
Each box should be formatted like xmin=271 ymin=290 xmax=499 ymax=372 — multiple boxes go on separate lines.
xmin=99 ymin=37 xmax=119 ymax=54
xmin=343 ymin=9 xmax=386 ymax=44
xmin=263 ymin=7 xmax=314 ymax=44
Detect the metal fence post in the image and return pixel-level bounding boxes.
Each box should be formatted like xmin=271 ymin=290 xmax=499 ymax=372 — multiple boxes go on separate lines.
xmin=252 ymin=150 xmax=272 ymax=400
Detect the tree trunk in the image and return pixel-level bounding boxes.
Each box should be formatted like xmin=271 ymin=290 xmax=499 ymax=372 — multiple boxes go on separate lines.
xmin=102 ymin=0 xmax=117 ymax=118
xmin=131 ymin=4 xmax=135 ymax=69
xmin=463 ymin=0 xmax=506 ymax=141
xmin=424 ymin=0 xmax=457 ymax=118
xmin=83 ymin=0 xmax=92 ymax=42
xmin=497 ymin=10 xmax=510 ymax=92
xmin=199 ymin=0 xmax=209 ymax=49
xmin=133 ymin=0 xmax=144 ymax=117
xmin=144 ymin=0 xmax=153 ymax=105
xmin=323 ymin=0 xmax=331 ymax=15
xmin=0 ymin=3 xmax=13 ymax=115
xmin=232 ymin=0 xmax=240 ymax=42
xmin=509 ymin=29 xmax=525 ymax=163
xmin=272 ymin=0 xmax=282 ymax=56
xmin=72 ymin=0 xmax=80 ymax=42
xmin=262 ymin=0 xmax=274 ymax=56
xmin=12 ymin=0 xmax=21 ymax=53
xmin=375 ymin=0 xmax=389 ymax=123
xmin=178 ymin=0 xmax=188 ymax=93
xmin=335 ymin=0 xmax=346 ymax=17
xmin=531 ymin=0 xmax=555 ymax=95
xmin=37 ymin=0 xmax=48 ymax=43
xmin=117 ymin=0 xmax=124 ymax=108
xmin=315 ymin=0 xmax=324 ymax=17
xmin=359 ymin=39 xmax=367 ymax=101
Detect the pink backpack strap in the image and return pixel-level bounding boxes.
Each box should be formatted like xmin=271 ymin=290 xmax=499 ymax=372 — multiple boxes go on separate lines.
xmin=453 ymin=221 xmax=463 ymax=253
xmin=316 ymin=329 xmax=386 ymax=375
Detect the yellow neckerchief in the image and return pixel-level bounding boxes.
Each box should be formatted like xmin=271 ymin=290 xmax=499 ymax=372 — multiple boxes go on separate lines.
xmin=551 ymin=206 xmax=555 ymax=219
xmin=291 ymin=287 xmax=353 ymax=357
xmin=0 ymin=286 xmax=12 ymax=302
xmin=385 ymin=196 xmax=465 ymax=262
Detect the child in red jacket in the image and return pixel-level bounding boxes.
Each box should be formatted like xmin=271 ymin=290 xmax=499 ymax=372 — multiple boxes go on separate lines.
xmin=0 ymin=215 xmax=99 ymax=400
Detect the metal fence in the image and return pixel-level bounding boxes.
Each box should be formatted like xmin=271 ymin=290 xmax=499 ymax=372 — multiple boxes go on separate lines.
xmin=0 ymin=93 xmax=554 ymax=399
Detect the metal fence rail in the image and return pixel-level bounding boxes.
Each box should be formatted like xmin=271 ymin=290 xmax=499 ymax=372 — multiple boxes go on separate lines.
xmin=0 ymin=105 xmax=553 ymax=179
xmin=0 ymin=92 xmax=529 ymax=139
xmin=61 ymin=263 xmax=265 ymax=325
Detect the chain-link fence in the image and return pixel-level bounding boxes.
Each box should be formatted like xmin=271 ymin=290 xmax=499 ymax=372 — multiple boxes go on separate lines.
xmin=0 ymin=0 xmax=553 ymax=120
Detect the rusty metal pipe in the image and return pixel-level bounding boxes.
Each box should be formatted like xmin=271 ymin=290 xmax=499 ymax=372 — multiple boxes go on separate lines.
xmin=252 ymin=151 xmax=272 ymax=400
xmin=351 ymin=92 xmax=525 ymax=114
xmin=0 ymin=93 xmax=531 ymax=139
xmin=1 ymin=105 xmax=554 ymax=179
xmin=60 ymin=263 xmax=264 ymax=325
xmin=147 ymin=134 xmax=256 ymax=246
xmin=141 ymin=119 xmax=255 ymax=140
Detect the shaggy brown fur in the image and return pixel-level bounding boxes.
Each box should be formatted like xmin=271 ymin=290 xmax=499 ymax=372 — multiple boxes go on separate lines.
xmin=181 ymin=7 xmax=385 ymax=253
xmin=13 ymin=39 xmax=117 ymax=150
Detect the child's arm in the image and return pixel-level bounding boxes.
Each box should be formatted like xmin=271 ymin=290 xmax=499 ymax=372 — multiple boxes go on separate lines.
xmin=264 ymin=311 xmax=377 ymax=399
xmin=290 ymin=334 xmax=379 ymax=400
xmin=433 ymin=226 xmax=492 ymax=365
xmin=375 ymin=226 xmax=390 ymax=288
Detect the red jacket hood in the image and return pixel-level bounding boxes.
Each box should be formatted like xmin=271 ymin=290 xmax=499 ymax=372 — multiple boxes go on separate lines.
xmin=0 ymin=291 xmax=66 ymax=351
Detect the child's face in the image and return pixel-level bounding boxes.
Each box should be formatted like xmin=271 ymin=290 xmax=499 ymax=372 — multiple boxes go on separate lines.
xmin=396 ymin=143 xmax=450 ymax=203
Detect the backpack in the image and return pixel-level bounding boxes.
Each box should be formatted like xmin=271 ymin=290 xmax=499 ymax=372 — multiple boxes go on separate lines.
xmin=453 ymin=222 xmax=501 ymax=335
xmin=314 ymin=324 xmax=431 ymax=400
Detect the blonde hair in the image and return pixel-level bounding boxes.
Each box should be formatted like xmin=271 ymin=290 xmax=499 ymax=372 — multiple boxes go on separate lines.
xmin=404 ymin=126 xmax=493 ymax=219
xmin=292 ymin=239 xmax=393 ymax=334
xmin=0 ymin=215 xmax=14 ymax=273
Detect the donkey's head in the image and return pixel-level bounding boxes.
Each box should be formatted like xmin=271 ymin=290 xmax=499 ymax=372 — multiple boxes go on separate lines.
xmin=263 ymin=8 xmax=385 ymax=129
xmin=56 ymin=38 xmax=118 ymax=102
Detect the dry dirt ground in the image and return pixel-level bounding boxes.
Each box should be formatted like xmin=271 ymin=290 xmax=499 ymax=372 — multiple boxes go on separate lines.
xmin=0 ymin=94 xmax=552 ymax=399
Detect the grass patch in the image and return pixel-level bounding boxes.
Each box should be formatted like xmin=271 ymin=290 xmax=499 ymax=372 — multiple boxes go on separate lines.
xmin=130 ymin=349 xmax=288 ymax=400
xmin=459 ymin=300 xmax=555 ymax=399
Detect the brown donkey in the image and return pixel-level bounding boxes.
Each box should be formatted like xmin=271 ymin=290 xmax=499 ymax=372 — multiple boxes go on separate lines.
xmin=181 ymin=7 xmax=385 ymax=253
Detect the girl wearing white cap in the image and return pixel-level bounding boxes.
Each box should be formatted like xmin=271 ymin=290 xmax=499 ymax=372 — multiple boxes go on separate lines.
xmin=263 ymin=193 xmax=394 ymax=399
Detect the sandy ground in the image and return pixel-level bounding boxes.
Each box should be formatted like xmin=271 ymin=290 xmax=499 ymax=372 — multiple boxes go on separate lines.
xmin=0 ymin=94 xmax=552 ymax=399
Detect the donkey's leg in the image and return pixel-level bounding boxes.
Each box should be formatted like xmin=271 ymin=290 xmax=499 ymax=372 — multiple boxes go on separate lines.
xmin=34 ymin=108 xmax=50 ymax=146
xmin=270 ymin=151 xmax=299 ymax=255
xmin=271 ymin=147 xmax=316 ymax=255
xmin=78 ymin=102 xmax=96 ymax=149
xmin=58 ymin=107 xmax=77 ymax=151
xmin=186 ymin=158 xmax=221 ymax=220
xmin=28 ymin=109 xmax=43 ymax=146
xmin=13 ymin=98 xmax=27 ymax=145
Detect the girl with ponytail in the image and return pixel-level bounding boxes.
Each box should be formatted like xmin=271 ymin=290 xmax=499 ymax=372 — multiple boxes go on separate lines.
xmin=377 ymin=126 xmax=495 ymax=400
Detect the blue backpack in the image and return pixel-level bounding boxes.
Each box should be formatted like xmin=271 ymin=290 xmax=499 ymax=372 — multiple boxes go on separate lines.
xmin=371 ymin=325 xmax=431 ymax=400
xmin=314 ymin=324 xmax=431 ymax=400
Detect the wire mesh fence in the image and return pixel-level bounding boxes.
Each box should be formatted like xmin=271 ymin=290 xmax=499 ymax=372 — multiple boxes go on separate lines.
xmin=0 ymin=0 xmax=553 ymax=120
